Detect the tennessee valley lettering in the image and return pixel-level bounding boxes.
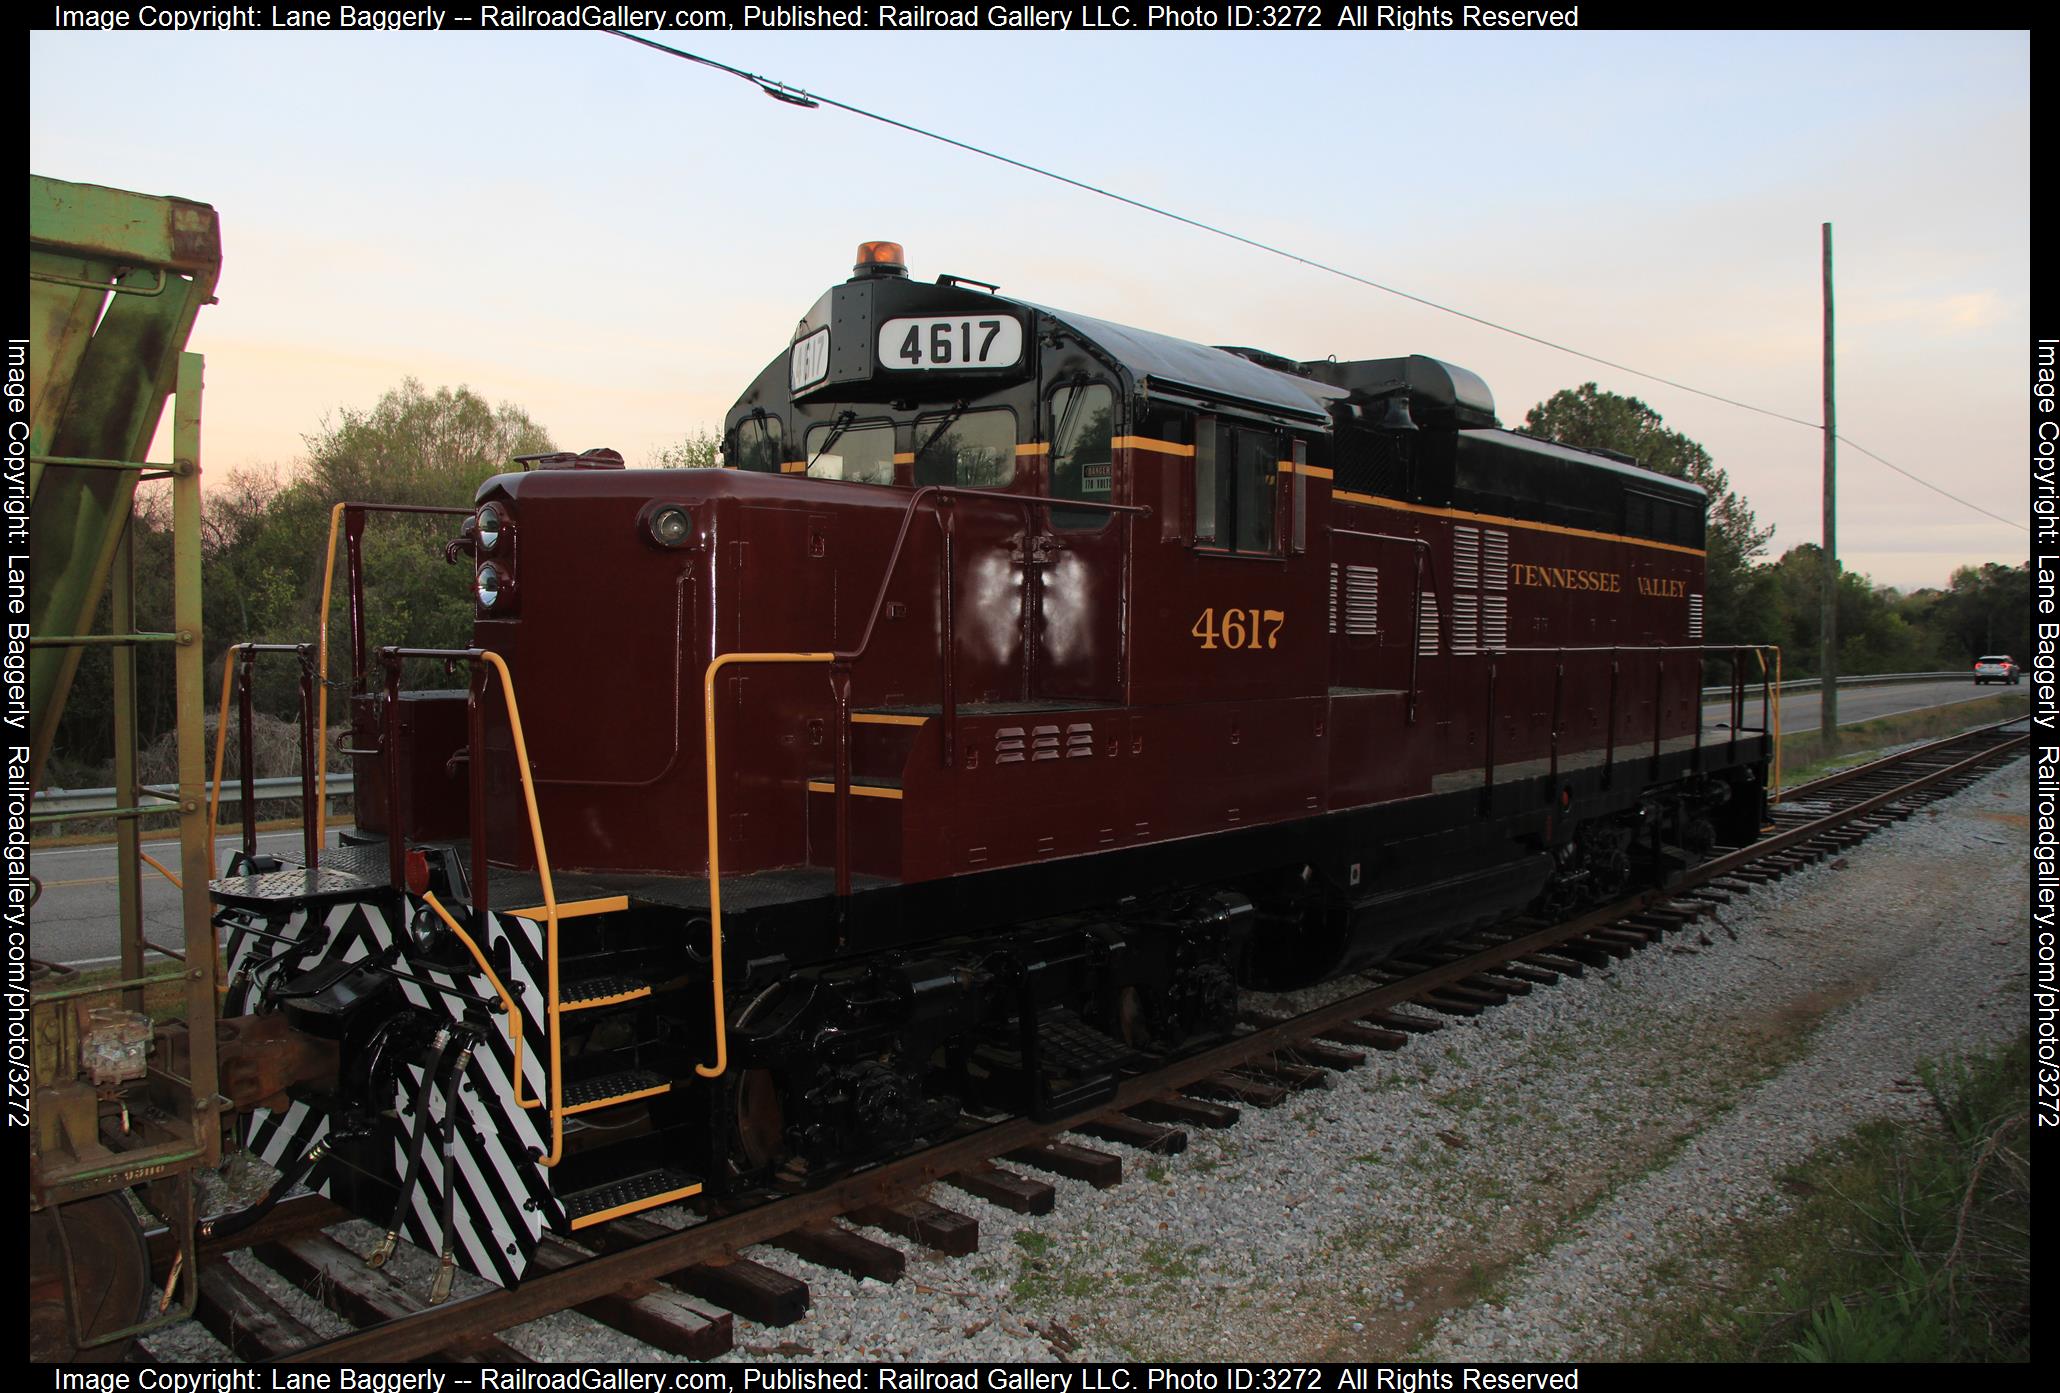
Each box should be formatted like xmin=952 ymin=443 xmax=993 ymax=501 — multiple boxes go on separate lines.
xmin=1508 ymin=563 xmax=1687 ymax=598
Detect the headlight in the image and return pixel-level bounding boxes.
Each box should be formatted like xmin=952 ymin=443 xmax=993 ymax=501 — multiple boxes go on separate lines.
xmin=476 ymin=563 xmax=505 ymax=609
xmin=649 ymin=505 xmax=693 ymax=547
xmin=476 ymin=503 xmax=504 ymax=552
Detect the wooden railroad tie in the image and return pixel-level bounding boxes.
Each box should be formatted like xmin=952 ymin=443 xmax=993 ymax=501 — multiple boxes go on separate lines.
xmin=254 ymin=1234 xmax=534 ymax=1362
xmin=1128 ymin=1094 xmax=1241 ymax=1129
xmin=765 ymin=1223 xmax=905 ymax=1285
xmin=1006 ymin=1140 xmax=1125 ymax=1189
xmin=848 ymin=1198 xmax=981 ymax=1256
xmin=1074 ymin=1112 xmax=1189 ymax=1155
xmin=535 ymin=1233 xmax=751 ymax=1348
xmin=944 ymin=1162 xmax=1058 ymax=1215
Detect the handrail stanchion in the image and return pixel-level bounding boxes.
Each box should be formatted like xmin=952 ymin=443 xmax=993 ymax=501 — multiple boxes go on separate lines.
xmin=1549 ymin=659 xmax=1564 ymax=789
xmin=1481 ymin=657 xmax=1498 ymax=813
xmin=345 ymin=507 xmax=369 ymax=695
xmin=380 ymin=653 xmax=406 ymax=889
xmin=467 ymin=663 xmax=490 ymax=916
xmin=939 ymin=498 xmax=958 ymax=770
xmin=296 ymin=645 xmax=319 ymax=870
xmin=1691 ymin=649 xmax=1704 ymax=772
xmin=235 ymin=649 xmax=257 ymax=864
xmin=1604 ymin=648 xmax=1619 ymax=789
xmin=1651 ymin=657 xmax=1665 ymax=776
xmin=830 ymin=663 xmax=854 ymax=902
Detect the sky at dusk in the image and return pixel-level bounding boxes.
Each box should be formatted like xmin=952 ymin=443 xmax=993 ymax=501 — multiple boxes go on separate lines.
xmin=28 ymin=25 xmax=2030 ymax=590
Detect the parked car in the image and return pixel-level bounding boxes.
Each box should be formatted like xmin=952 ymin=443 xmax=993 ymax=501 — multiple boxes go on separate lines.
xmin=1973 ymin=655 xmax=2020 ymax=685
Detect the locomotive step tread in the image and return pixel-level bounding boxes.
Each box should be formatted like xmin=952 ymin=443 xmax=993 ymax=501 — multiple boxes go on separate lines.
xmin=561 ymin=975 xmax=654 ymax=1011
xmin=560 ymin=1166 xmax=703 ymax=1230
xmin=562 ymin=1069 xmax=673 ymax=1114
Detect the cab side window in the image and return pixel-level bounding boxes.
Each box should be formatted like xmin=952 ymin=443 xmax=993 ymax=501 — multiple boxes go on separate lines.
xmin=915 ymin=408 xmax=1016 ymax=488
xmin=1196 ymin=419 xmax=1280 ymax=554
xmin=734 ymin=415 xmax=784 ymax=473
xmin=1049 ymin=382 xmax=1115 ymax=530
xmin=804 ymin=419 xmax=896 ymax=485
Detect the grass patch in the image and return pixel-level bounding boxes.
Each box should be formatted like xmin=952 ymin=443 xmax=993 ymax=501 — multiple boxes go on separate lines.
xmin=1642 ymin=1033 xmax=2030 ymax=1362
xmin=1779 ymin=693 xmax=2026 ymax=787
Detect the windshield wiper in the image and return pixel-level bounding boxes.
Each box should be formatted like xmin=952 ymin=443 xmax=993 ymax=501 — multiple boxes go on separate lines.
xmin=912 ymin=401 xmax=971 ymax=467
xmin=806 ymin=410 xmax=857 ymax=473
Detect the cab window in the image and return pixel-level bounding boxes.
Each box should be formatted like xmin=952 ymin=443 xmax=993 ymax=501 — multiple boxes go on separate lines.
xmin=1196 ymin=420 xmax=1279 ymax=554
xmin=915 ymin=408 xmax=1015 ymax=488
xmin=734 ymin=414 xmax=783 ymax=473
xmin=804 ymin=418 xmax=896 ymax=485
xmin=1049 ymin=382 xmax=1114 ymax=530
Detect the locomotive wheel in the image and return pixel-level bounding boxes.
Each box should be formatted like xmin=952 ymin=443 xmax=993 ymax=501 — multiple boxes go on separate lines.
xmin=28 ymin=1194 xmax=153 ymax=1363
xmin=731 ymin=1066 xmax=788 ymax=1173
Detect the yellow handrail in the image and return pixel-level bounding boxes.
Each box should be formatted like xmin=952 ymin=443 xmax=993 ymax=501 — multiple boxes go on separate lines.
xmin=420 ymin=888 xmax=524 ymax=1089
xmin=140 ymin=851 xmax=181 ymax=890
xmin=699 ymin=651 xmax=834 ymax=1080
xmin=470 ymin=649 xmax=570 ymax=1165
xmin=206 ymin=643 xmax=245 ymax=856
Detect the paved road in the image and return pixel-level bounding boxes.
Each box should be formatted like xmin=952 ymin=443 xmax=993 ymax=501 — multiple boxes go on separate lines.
xmin=1701 ymin=675 xmax=2008 ymax=735
xmin=31 ymin=677 xmax=2016 ymax=967
xmin=30 ymin=827 xmax=348 ymax=969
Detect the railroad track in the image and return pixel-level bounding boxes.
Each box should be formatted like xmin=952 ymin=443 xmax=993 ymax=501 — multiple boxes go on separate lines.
xmin=140 ymin=718 xmax=2029 ymax=1364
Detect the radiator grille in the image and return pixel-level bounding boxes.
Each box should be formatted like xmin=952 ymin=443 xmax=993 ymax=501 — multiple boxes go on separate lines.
xmin=1688 ymin=592 xmax=1704 ymax=640
xmin=1452 ymin=592 xmax=1479 ymax=656
xmin=1452 ymin=525 xmax=1480 ymax=589
xmin=1482 ymin=592 xmax=1508 ymax=652
xmin=1340 ymin=564 xmax=1379 ymax=637
xmin=1066 ymin=723 xmax=1096 ymax=757
xmin=1417 ymin=591 xmax=1440 ymax=657
xmin=1483 ymin=528 xmax=1509 ymax=591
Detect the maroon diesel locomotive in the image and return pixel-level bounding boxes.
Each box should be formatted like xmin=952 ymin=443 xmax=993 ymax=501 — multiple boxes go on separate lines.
xmin=207 ymin=243 xmax=1772 ymax=1294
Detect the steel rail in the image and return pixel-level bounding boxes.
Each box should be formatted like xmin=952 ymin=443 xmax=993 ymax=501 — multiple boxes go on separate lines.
xmin=1776 ymin=716 xmax=2028 ymax=805
xmin=280 ymin=724 xmax=2028 ymax=1363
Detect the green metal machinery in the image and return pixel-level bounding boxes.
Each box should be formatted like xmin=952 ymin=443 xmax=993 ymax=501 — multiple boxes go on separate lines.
xmin=26 ymin=175 xmax=223 ymax=1361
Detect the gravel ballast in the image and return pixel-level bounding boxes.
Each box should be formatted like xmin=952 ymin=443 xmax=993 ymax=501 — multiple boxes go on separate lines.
xmin=141 ymin=754 xmax=2031 ymax=1363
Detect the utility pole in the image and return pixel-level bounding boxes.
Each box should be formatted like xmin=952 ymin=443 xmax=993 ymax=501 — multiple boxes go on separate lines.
xmin=1820 ymin=222 xmax=1838 ymax=750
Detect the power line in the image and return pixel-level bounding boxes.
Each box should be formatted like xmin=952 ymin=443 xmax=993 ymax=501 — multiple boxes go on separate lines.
xmin=1836 ymin=435 xmax=2023 ymax=531
xmin=606 ymin=29 xmax=2026 ymax=535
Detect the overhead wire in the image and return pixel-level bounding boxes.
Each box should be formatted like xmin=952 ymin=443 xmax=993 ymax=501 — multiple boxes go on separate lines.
xmin=605 ymin=29 xmax=2026 ymax=535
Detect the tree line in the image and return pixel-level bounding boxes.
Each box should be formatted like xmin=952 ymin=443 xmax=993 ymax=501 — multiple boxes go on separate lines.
xmin=43 ymin=379 xmax=2029 ymax=784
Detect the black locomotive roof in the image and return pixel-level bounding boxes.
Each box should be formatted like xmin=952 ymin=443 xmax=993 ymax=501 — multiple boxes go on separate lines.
xmin=1027 ymin=302 xmax=1344 ymax=426
xmin=1477 ymin=429 xmax=1708 ymax=501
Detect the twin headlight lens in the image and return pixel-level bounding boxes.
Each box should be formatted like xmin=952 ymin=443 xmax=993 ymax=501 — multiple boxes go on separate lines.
xmin=473 ymin=500 xmax=691 ymax=609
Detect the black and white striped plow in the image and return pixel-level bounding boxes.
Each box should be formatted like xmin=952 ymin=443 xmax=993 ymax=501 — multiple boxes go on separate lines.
xmin=225 ymin=894 xmax=566 ymax=1295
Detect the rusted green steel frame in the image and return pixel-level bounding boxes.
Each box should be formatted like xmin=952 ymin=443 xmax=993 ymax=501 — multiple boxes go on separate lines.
xmin=31 ymin=805 xmax=160 ymax=824
xmin=172 ymin=353 xmax=221 ymax=1168
xmin=33 ymin=967 xmax=189 ymax=1005
xmin=28 ymin=354 xmax=221 ymax=1209
xmin=29 ymin=633 xmax=180 ymax=647
xmin=31 ymin=454 xmax=159 ymax=471
xmin=27 ymin=176 xmax=221 ymax=791
xmin=113 ymin=520 xmax=145 ymax=1007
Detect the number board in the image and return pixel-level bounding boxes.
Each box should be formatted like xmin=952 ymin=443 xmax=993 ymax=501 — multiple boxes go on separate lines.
xmin=878 ymin=316 xmax=1023 ymax=372
xmin=790 ymin=327 xmax=831 ymax=391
